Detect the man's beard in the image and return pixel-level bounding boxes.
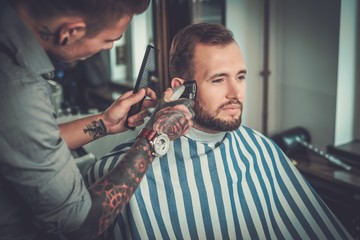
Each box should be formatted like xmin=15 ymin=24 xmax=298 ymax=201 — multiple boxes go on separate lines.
xmin=193 ymin=98 xmax=243 ymax=132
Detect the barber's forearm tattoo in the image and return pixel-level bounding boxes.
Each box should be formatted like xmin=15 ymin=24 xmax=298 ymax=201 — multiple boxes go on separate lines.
xmin=83 ymin=119 xmax=107 ymax=139
xmin=71 ymin=138 xmax=154 ymax=239
xmin=92 ymin=141 xmax=152 ymax=233
xmin=69 ymin=103 xmax=193 ymax=239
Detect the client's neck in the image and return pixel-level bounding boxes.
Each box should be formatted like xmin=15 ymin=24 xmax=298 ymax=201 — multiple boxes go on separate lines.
xmin=193 ymin=123 xmax=221 ymax=134
xmin=187 ymin=127 xmax=226 ymax=147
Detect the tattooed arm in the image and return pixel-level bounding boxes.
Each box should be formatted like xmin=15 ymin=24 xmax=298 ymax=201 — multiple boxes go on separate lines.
xmin=59 ymin=88 xmax=157 ymax=150
xmin=67 ymin=88 xmax=194 ymax=239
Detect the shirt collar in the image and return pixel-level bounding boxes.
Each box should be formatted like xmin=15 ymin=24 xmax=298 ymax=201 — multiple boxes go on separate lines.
xmin=185 ymin=127 xmax=227 ymax=147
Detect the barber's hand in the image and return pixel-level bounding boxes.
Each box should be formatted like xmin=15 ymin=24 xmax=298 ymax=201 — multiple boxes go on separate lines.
xmin=145 ymin=88 xmax=195 ymax=141
xmin=102 ymin=87 xmax=157 ymax=134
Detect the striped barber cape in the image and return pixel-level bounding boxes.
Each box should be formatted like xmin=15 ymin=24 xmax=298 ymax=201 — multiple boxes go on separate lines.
xmin=86 ymin=126 xmax=351 ymax=240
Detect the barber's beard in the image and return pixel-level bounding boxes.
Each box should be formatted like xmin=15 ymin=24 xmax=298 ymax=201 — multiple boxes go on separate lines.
xmin=193 ymin=98 xmax=243 ymax=132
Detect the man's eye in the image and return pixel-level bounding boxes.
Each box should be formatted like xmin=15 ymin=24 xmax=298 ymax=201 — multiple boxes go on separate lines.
xmin=212 ymin=79 xmax=223 ymax=83
xmin=238 ymin=75 xmax=246 ymax=80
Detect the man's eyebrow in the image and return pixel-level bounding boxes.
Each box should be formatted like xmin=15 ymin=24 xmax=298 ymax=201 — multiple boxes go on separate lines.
xmin=208 ymin=69 xmax=247 ymax=79
xmin=206 ymin=73 xmax=226 ymax=81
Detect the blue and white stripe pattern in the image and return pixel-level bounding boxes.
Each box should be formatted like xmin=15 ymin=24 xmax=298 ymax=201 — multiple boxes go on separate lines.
xmin=86 ymin=126 xmax=351 ymax=240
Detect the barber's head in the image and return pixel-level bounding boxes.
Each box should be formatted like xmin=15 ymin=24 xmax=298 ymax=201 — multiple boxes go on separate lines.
xmin=13 ymin=0 xmax=150 ymax=63
xmin=169 ymin=23 xmax=247 ymax=133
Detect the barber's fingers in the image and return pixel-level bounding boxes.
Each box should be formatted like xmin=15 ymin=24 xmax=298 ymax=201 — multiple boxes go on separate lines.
xmin=161 ymin=88 xmax=174 ymax=102
xmin=183 ymin=99 xmax=195 ymax=118
xmin=159 ymin=88 xmax=195 ymax=116
xmin=127 ymin=119 xmax=145 ymax=128
xmin=173 ymin=99 xmax=195 ymax=119
xmin=120 ymin=88 xmax=157 ymax=109
xmin=144 ymin=87 xmax=157 ymax=101
xmin=161 ymin=87 xmax=189 ymax=103
xmin=177 ymin=98 xmax=194 ymax=108
xmin=119 ymin=89 xmax=135 ymax=99
xmin=106 ymin=89 xmax=145 ymax=119
xmin=142 ymin=98 xmax=157 ymax=109
xmin=125 ymin=89 xmax=146 ymax=104
xmin=112 ymin=89 xmax=146 ymax=112
xmin=127 ymin=109 xmax=150 ymax=125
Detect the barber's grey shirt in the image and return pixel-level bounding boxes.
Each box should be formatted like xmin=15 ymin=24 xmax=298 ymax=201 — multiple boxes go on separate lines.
xmin=0 ymin=1 xmax=91 ymax=239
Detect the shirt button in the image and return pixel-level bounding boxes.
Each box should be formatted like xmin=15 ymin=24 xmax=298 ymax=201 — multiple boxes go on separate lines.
xmin=42 ymin=71 xmax=55 ymax=80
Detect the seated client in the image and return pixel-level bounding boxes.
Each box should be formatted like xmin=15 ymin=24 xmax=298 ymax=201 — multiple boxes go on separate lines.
xmin=86 ymin=22 xmax=351 ymax=240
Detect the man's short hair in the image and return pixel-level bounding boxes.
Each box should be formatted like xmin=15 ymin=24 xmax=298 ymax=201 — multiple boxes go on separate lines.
xmin=12 ymin=0 xmax=150 ymax=37
xmin=169 ymin=22 xmax=235 ymax=81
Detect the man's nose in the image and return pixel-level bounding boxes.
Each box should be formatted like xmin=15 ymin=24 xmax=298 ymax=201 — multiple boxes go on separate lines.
xmin=227 ymin=79 xmax=244 ymax=99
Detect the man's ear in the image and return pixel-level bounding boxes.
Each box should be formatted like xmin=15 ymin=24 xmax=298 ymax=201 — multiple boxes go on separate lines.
xmin=171 ymin=78 xmax=185 ymax=89
xmin=58 ymin=21 xmax=86 ymax=46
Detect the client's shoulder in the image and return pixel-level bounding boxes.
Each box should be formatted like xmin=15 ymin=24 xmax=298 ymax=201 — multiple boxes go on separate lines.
xmin=234 ymin=125 xmax=275 ymax=145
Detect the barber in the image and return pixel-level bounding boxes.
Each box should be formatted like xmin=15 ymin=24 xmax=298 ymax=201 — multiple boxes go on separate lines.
xmin=0 ymin=0 xmax=194 ymax=239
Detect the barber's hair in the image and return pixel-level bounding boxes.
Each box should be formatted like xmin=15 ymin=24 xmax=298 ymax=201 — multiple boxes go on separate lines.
xmin=169 ymin=22 xmax=235 ymax=80
xmin=12 ymin=0 xmax=150 ymax=37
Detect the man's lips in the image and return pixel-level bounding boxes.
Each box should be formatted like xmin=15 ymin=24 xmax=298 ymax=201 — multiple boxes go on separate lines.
xmin=222 ymin=104 xmax=241 ymax=110
xmin=221 ymin=104 xmax=242 ymax=116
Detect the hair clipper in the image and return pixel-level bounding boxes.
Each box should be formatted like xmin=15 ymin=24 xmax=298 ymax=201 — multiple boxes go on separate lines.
xmin=170 ymin=80 xmax=197 ymax=101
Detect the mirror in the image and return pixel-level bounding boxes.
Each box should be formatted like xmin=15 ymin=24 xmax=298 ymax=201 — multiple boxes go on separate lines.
xmin=109 ymin=6 xmax=154 ymax=89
